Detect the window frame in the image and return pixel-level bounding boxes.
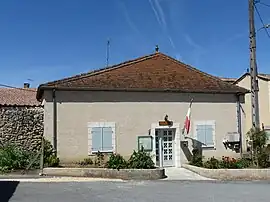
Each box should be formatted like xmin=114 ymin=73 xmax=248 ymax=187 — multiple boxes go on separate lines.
xmin=193 ymin=120 xmax=216 ymax=149
xmin=263 ymin=125 xmax=270 ymax=142
xmin=137 ymin=136 xmax=153 ymax=152
xmin=265 ymin=129 xmax=270 ymax=140
xmin=88 ymin=122 xmax=116 ymax=154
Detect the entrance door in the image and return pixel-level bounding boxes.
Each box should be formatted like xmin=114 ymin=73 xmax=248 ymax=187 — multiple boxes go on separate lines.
xmin=155 ymin=129 xmax=175 ymax=167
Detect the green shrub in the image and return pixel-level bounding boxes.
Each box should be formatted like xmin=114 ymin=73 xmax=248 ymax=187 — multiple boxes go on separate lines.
xmin=203 ymin=157 xmax=220 ymax=169
xmin=258 ymin=151 xmax=270 ymax=168
xmin=79 ymin=158 xmax=93 ymax=166
xmin=43 ymin=139 xmax=60 ymax=167
xmin=107 ymin=153 xmax=127 ymax=170
xmin=0 ymin=139 xmax=60 ymax=173
xmin=0 ymin=144 xmax=37 ymax=173
xmin=202 ymin=156 xmax=251 ymax=169
xmin=127 ymin=149 xmax=155 ymax=169
xmin=190 ymin=148 xmax=203 ymax=167
xmin=235 ymin=158 xmax=252 ymax=168
xmin=46 ymin=155 xmax=60 ymax=167
xmin=94 ymin=151 xmax=106 ymax=167
xmin=247 ymin=127 xmax=269 ymax=168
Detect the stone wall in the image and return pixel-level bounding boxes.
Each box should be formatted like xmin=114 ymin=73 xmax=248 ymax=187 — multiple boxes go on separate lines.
xmin=0 ymin=106 xmax=44 ymax=152
xmin=183 ymin=164 xmax=270 ymax=180
xmin=43 ymin=167 xmax=166 ymax=180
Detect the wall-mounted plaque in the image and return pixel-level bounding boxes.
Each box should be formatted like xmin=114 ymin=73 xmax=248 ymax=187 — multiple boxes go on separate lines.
xmin=137 ymin=136 xmax=153 ymax=151
xmin=158 ymin=121 xmax=173 ymax=126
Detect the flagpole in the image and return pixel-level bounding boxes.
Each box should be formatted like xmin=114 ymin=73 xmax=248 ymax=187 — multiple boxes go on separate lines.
xmin=182 ymin=98 xmax=194 ymax=136
xmin=189 ymin=98 xmax=194 ymax=107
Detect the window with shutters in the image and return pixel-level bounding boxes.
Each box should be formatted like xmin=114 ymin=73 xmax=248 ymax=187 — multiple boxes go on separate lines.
xmin=194 ymin=121 xmax=215 ymax=148
xmin=88 ymin=122 xmax=116 ymax=154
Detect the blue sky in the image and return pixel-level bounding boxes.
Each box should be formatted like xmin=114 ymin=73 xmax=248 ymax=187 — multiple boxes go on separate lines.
xmin=0 ymin=0 xmax=269 ymax=88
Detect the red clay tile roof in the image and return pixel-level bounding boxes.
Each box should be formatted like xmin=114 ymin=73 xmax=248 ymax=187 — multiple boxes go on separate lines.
xmin=37 ymin=52 xmax=248 ymax=99
xmin=0 ymin=88 xmax=41 ymax=106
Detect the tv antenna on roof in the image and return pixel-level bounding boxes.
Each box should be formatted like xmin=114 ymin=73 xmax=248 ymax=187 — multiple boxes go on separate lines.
xmin=106 ymin=38 xmax=110 ymax=68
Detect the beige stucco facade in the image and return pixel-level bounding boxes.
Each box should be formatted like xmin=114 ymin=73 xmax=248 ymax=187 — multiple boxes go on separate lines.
xmin=43 ymin=90 xmax=245 ymax=167
xmin=236 ymin=75 xmax=270 ymax=135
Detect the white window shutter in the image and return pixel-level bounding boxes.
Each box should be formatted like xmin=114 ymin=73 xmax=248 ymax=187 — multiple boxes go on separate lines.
xmin=193 ymin=120 xmax=216 ymax=148
xmin=193 ymin=121 xmax=205 ymax=139
xmin=87 ymin=122 xmax=116 ymax=154
xmin=194 ymin=121 xmax=206 ymax=147
xmin=206 ymin=120 xmax=216 ymax=147
xmin=102 ymin=127 xmax=113 ymax=152
xmin=91 ymin=127 xmax=103 ymax=152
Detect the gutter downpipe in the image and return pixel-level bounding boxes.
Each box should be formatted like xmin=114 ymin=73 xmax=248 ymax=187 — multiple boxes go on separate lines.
xmin=236 ymin=94 xmax=243 ymax=157
xmin=52 ymin=89 xmax=57 ymax=156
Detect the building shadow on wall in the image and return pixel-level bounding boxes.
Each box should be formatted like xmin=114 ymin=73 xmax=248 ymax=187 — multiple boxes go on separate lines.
xmin=180 ymin=137 xmax=205 ymax=162
xmin=0 ymin=181 xmax=19 ymax=202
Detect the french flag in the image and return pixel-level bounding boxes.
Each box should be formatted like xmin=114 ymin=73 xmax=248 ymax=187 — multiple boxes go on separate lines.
xmin=183 ymin=99 xmax=193 ymax=135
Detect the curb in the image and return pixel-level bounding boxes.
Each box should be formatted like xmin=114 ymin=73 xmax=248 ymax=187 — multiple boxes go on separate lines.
xmin=0 ymin=177 xmax=125 ymax=182
xmin=183 ymin=164 xmax=270 ymax=181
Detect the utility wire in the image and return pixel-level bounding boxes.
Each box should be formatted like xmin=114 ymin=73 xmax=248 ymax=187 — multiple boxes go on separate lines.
xmin=257 ymin=1 xmax=270 ymax=8
xmin=254 ymin=4 xmax=270 ymax=39
xmin=0 ymin=83 xmax=37 ymax=92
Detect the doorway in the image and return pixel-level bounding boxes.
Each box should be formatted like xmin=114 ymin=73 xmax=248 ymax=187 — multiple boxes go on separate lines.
xmin=155 ymin=128 xmax=175 ymax=167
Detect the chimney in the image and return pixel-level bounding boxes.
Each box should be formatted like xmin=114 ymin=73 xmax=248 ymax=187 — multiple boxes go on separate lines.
xmin=24 ymin=83 xmax=30 ymax=88
xmin=155 ymin=45 xmax=159 ymax=53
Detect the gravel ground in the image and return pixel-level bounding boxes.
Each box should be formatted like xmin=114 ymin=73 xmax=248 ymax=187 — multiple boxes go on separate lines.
xmin=3 ymin=180 xmax=270 ymax=202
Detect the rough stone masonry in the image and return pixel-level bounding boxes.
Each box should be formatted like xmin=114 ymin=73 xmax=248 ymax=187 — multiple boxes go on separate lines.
xmin=0 ymin=106 xmax=44 ymax=152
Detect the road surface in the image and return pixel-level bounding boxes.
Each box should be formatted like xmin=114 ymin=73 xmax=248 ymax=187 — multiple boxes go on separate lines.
xmin=2 ymin=180 xmax=270 ymax=202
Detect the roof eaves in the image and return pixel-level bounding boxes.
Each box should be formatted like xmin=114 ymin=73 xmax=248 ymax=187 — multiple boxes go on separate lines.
xmin=0 ymin=104 xmax=42 ymax=107
xmin=258 ymin=74 xmax=270 ymax=81
xmin=233 ymin=73 xmax=270 ymax=84
xmin=232 ymin=73 xmax=249 ymax=84
xmin=37 ymin=85 xmax=249 ymax=94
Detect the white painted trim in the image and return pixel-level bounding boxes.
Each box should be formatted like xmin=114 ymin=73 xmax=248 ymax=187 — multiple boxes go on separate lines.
xmin=150 ymin=122 xmax=181 ymax=168
xmin=87 ymin=122 xmax=116 ymax=155
xmin=193 ymin=120 xmax=216 ymax=149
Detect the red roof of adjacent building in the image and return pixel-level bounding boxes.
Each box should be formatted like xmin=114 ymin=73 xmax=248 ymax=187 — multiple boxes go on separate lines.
xmin=0 ymin=88 xmax=41 ymax=106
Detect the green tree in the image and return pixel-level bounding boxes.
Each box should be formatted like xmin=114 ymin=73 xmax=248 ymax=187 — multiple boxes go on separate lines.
xmin=247 ymin=127 xmax=269 ymax=168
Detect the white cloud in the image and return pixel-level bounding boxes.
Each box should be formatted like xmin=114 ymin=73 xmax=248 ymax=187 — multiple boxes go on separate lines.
xmin=117 ymin=0 xmax=140 ymax=34
xmin=148 ymin=0 xmax=176 ymax=49
xmin=184 ymin=34 xmax=206 ymax=67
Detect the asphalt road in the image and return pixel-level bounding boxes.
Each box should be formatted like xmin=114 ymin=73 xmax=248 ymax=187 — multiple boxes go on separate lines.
xmin=2 ymin=180 xmax=270 ymax=202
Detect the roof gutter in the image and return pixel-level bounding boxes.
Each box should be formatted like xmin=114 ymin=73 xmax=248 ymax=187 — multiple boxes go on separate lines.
xmin=236 ymin=94 xmax=243 ymax=156
xmin=36 ymin=85 xmax=249 ymax=100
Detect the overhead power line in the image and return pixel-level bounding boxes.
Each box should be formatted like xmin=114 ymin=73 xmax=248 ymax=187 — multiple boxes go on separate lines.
xmin=257 ymin=1 xmax=270 ymax=8
xmin=254 ymin=3 xmax=270 ymax=38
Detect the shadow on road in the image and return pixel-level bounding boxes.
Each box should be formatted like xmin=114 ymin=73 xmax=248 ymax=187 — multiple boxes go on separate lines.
xmin=0 ymin=181 xmax=19 ymax=202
